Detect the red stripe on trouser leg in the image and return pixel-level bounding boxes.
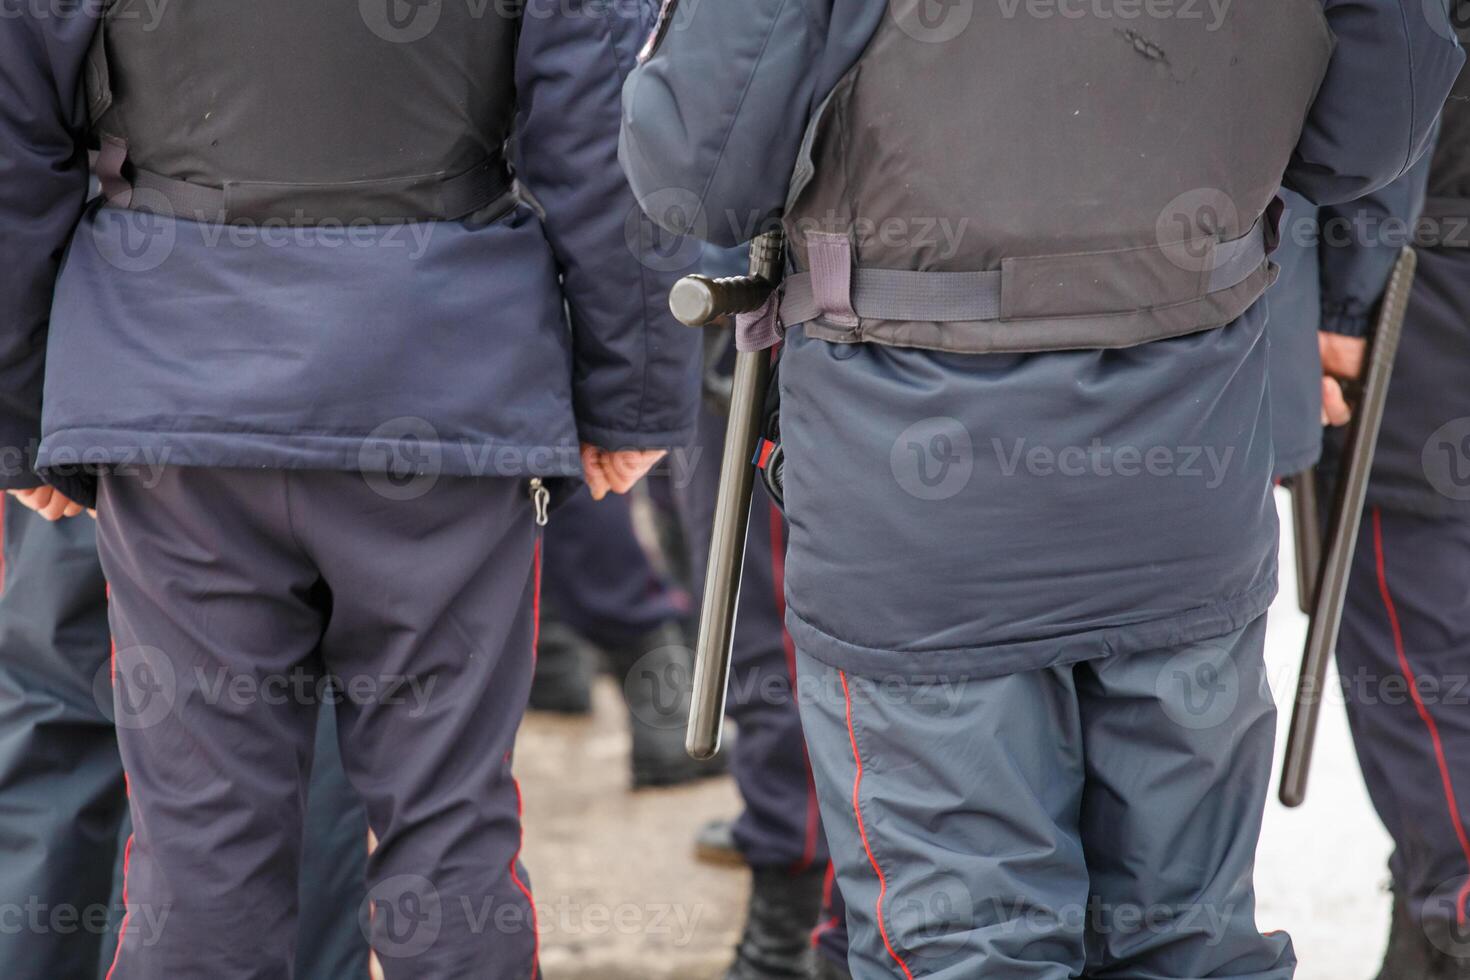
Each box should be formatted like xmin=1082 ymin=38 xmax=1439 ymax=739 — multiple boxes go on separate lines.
xmin=508 ymin=776 xmax=539 ymax=980
xmin=1373 ymin=507 xmax=1470 ymax=925
xmin=769 ymin=503 xmax=822 ymax=873
xmin=839 ymin=671 xmax=916 ymax=980
xmin=506 ymin=539 xmax=542 ymax=979
xmin=105 ymin=612 xmax=135 ymax=980
xmin=810 ymin=862 xmax=838 ymax=947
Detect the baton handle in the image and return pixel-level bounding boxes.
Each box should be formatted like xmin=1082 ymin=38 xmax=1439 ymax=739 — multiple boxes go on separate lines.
xmin=670 ymin=274 xmax=777 ymax=327
xmin=685 ymin=230 xmax=784 ymax=759
xmin=1280 ymin=248 xmax=1417 ymax=808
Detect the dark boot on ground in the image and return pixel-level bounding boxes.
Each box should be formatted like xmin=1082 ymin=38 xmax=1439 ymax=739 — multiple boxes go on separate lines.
xmin=1425 ymin=916 xmax=1470 ymax=980
xmin=528 ymin=619 xmax=595 ymax=714
xmin=606 ymin=622 xmax=727 ymax=788
xmin=1374 ymin=889 xmax=1470 ymax=980
xmin=723 ymin=866 xmax=826 ymax=980
xmin=694 ymin=817 xmax=746 ymax=867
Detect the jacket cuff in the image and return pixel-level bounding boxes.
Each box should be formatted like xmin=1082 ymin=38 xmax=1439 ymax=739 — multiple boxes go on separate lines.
xmin=0 ymin=470 xmax=45 ymax=492
xmin=0 ymin=426 xmax=43 ymax=491
xmin=40 ymin=469 xmax=99 ymax=510
xmin=576 ymin=420 xmax=695 ymax=452
xmin=1320 ymin=299 xmax=1373 ymax=338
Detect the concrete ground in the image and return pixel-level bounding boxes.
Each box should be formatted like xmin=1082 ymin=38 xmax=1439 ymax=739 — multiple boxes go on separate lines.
xmin=514 ymin=489 xmax=1395 ymax=979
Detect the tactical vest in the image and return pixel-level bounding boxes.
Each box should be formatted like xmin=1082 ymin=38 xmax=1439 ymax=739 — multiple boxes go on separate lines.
xmin=779 ymin=1 xmax=1333 ymax=354
xmin=84 ymin=0 xmax=521 ymax=225
xmin=1421 ymin=13 xmax=1470 ymax=240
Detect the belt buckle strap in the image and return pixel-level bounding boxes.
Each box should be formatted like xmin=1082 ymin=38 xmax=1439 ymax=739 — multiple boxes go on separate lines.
xmin=807 ymin=232 xmax=859 ymax=329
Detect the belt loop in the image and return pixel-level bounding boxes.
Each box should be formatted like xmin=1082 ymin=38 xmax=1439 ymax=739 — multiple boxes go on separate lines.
xmin=807 ymin=232 xmax=859 ymax=328
xmin=736 ymin=287 xmax=784 ymax=352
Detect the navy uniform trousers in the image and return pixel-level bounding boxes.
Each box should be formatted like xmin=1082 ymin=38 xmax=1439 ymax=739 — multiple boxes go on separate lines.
xmin=795 ymin=617 xmax=1289 ymax=980
xmin=0 ymin=500 xmax=368 ymax=980
xmin=683 ymin=405 xmax=829 ymax=874
xmin=1338 ymin=506 xmax=1470 ymax=952
xmin=93 ymin=468 xmax=542 ymax=979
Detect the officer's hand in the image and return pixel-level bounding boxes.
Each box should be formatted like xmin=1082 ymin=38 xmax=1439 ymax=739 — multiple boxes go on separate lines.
xmin=580 ymin=444 xmax=665 ymax=500
xmin=6 ymin=486 xmax=90 ymax=521
xmin=1320 ymin=331 xmax=1366 ymax=428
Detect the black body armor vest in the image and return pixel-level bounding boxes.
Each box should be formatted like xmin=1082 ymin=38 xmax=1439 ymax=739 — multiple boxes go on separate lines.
xmin=1422 ymin=15 xmax=1470 ymax=239
xmin=85 ymin=0 xmax=521 ymax=225
xmin=779 ymin=0 xmax=1334 ymax=354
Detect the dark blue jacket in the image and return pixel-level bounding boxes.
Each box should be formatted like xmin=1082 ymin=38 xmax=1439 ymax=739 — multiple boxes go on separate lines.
xmin=0 ymin=0 xmax=700 ymax=505
xmin=622 ymin=0 xmax=1461 ymax=248
xmin=1268 ymin=160 xmax=1433 ymax=479
xmin=620 ymin=4 xmax=1463 ymax=680
xmin=1317 ymin=143 xmax=1470 ymax=516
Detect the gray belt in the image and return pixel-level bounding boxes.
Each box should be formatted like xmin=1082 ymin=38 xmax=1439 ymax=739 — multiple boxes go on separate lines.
xmin=98 ymin=141 xmax=514 ymax=226
xmin=780 ymin=221 xmax=1269 ymax=326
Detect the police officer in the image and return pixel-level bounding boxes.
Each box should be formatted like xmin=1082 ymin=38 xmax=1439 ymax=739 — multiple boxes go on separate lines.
xmin=0 ymin=0 xmax=699 ymax=975
xmin=1316 ymin=55 xmax=1470 ymax=977
xmin=1265 ymin=134 xmax=1444 ymax=980
xmin=0 ymin=501 xmax=370 ymax=979
xmin=623 ymin=4 xmax=1462 ymax=978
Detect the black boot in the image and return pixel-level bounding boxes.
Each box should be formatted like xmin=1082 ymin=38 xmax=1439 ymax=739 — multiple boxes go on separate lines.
xmin=724 ymin=866 xmax=826 ymax=980
xmin=1372 ymin=889 xmax=1470 ymax=980
xmin=606 ymin=622 xmax=727 ymax=788
xmin=528 ymin=619 xmax=594 ymax=714
xmin=1376 ymin=891 xmax=1434 ymax=980
xmin=694 ymin=817 xmax=746 ymax=867
xmin=1425 ymin=915 xmax=1470 ymax=980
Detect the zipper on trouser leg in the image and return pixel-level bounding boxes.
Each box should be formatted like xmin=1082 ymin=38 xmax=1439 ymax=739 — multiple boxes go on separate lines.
xmin=528 ymin=478 xmax=550 ymax=527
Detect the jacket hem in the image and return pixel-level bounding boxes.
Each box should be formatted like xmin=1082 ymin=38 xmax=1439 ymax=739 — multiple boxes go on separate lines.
xmin=1272 ymin=442 xmax=1323 ymax=482
xmin=785 ymin=574 xmax=1278 ymax=681
xmin=36 ymin=426 xmax=586 ymax=480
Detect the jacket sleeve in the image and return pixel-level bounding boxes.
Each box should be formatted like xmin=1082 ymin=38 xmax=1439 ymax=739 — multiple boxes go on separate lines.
xmin=619 ymin=0 xmax=868 ymax=247
xmin=0 ymin=10 xmax=95 ymax=489
xmin=1286 ymin=0 xmax=1463 ymax=206
xmin=1317 ymin=152 xmax=1434 ymax=337
xmin=515 ymin=0 xmax=701 ymax=450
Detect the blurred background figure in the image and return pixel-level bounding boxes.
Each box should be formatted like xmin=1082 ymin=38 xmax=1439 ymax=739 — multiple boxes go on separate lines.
xmin=535 ymin=484 xmax=725 ymax=788
xmin=1267 ymin=25 xmax=1470 ymax=971
xmin=1323 ymin=110 xmax=1470 ymax=979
